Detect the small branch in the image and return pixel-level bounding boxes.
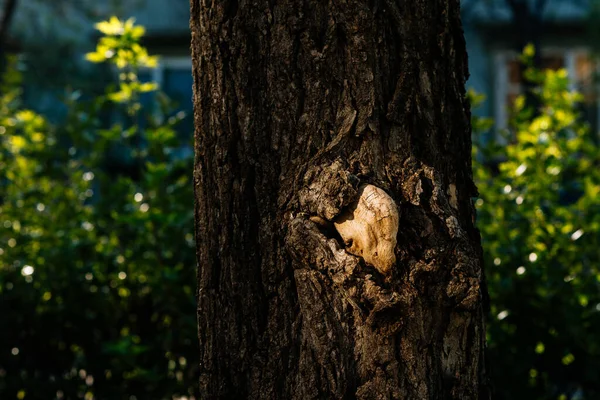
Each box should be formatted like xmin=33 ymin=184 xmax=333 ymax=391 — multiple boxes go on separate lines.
xmin=0 ymin=0 xmax=18 ymax=51
xmin=0 ymin=0 xmax=17 ymax=80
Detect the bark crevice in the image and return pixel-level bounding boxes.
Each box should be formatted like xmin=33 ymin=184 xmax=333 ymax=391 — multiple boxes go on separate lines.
xmin=192 ymin=0 xmax=488 ymax=398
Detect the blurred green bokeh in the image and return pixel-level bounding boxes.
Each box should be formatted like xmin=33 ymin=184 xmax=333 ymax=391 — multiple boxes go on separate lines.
xmin=2 ymin=16 xmax=600 ymax=400
xmin=0 ymin=18 xmax=197 ymax=400
xmin=474 ymin=45 xmax=600 ymax=399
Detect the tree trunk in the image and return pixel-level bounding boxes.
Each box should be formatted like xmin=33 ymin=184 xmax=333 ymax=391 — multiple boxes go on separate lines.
xmin=190 ymin=0 xmax=489 ymax=398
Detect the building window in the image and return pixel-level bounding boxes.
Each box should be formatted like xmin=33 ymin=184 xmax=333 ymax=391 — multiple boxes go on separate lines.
xmin=493 ymin=48 xmax=598 ymax=134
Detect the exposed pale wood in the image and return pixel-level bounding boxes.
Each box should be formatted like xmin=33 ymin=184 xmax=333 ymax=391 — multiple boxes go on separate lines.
xmin=191 ymin=0 xmax=489 ymax=398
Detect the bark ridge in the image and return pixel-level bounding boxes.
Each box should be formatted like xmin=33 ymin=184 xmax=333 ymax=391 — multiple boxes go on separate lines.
xmin=191 ymin=0 xmax=489 ymax=398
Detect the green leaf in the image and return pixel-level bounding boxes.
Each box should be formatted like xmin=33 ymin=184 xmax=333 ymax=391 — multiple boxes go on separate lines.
xmin=94 ymin=16 xmax=124 ymax=36
xmin=85 ymin=52 xmax=105 ymax=63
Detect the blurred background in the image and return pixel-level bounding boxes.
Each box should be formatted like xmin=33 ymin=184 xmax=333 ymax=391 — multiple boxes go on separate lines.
xmin=0 ymin=0 xmax=599 ymax=399
xmin=464 ymin=0 xmax=600 ymax=132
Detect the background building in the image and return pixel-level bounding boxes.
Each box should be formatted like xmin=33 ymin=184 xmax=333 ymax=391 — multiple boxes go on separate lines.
xmin=462 ymin=0 xmax=599 ymax=132
xmin=4 ymin=0 xmax=598 ymax=136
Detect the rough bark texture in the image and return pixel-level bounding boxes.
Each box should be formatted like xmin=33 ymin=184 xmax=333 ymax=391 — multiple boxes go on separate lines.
xmin=191 ymin=0 xmax=489 ymax=398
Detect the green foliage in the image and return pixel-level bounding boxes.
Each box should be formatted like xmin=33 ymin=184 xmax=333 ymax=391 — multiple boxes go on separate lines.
xmin=468 ymin=88 xmax=494 ymax=136
xmin=475 ymin=46 xmax=600 ymax=399
xmin=0 ymin=18 xmax=197 ymax=399
xmin=86 ymin=17 xmax=158 ymax=112
xmin=86 ymin=17 xmax=158 ymax=68
xmin=7 ymin=14 xmax=600 ymax=400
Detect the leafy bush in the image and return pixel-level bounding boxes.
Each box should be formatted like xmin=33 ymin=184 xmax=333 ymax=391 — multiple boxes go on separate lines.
xmin=474 ymin=45 xmax=600 ymax=399
xmin=4 ymin=15 xmax=599 ymax=400
xmin=0 ymin=18 xmax=198 ymax=400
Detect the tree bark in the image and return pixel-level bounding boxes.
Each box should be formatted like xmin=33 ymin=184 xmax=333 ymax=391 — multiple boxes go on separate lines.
xmin=190 ymin=0 xmax=489 ymax=398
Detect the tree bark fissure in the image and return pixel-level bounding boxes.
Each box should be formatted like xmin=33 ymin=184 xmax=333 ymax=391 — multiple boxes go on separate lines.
xmin=191 ymin=0 xmax=488 ymax=398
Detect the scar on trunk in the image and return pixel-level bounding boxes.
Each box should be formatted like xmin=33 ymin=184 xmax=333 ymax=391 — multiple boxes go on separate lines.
xmin=333 ymin=184 xmax=400 ymax=275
